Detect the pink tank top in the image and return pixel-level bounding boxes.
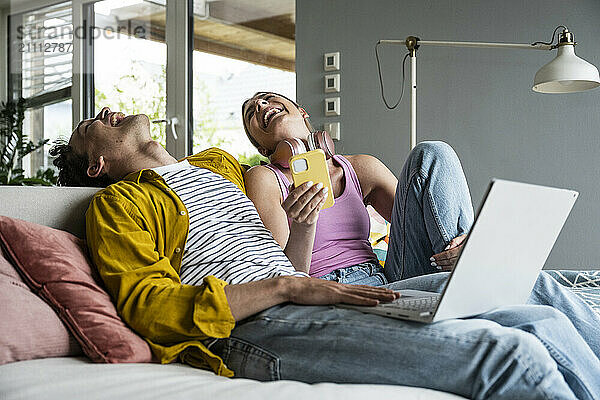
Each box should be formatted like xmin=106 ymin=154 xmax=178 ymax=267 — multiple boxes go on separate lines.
xmin=265 ymin=155 xmax=378 ymax=277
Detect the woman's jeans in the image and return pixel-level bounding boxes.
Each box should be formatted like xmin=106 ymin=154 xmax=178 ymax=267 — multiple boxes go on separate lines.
xmin=385 ymin=141 xmax=474 ymax=281
xmin=213 ymin=142 xmax=600 ymax=399
xmin=319 ymin=261 xmax=387 ymax=286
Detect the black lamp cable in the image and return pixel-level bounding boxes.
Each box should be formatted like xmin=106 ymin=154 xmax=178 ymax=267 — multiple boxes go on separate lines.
xmin=375 ymin=40 xmax=410 ymax=109
xmin=531 ymin=25 xmax=567 ymax=47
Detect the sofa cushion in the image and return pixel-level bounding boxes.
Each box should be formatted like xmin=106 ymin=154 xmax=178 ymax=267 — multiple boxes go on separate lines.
xmin=0 ymin=216 xmax=153 ymax=364
xmin=0 ymin=246 xmax=82 ymax=364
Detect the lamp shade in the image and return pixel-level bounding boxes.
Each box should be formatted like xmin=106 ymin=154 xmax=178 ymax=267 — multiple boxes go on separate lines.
xmin=533 ymin=45 xmax=600 ymax=93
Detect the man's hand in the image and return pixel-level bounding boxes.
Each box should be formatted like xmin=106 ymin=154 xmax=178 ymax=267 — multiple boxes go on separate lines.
xmin=430 ymin=234 xmax=467 ymax=271
xmin=284 ymin=276 xmax=399 ymax=306
xmin=224 ymin=276 xmax=399 ymax=321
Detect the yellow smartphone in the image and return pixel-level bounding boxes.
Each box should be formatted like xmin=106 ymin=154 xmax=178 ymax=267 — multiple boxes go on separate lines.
xmin=289 ymin=149 xmax=335 ymax=210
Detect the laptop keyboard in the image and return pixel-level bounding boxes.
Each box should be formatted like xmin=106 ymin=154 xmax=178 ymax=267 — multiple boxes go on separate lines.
xmin=381 ymin=295 xmax=440 ymax=312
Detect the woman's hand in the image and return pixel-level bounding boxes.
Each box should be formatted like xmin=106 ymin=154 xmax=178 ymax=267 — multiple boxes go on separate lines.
xmin=430 ymin=234 xmax=467 ymax=271
xmin=244 ymin=167 xmax=325 ymax=273
xmin=282 ymin=181 xmax=329 ymax=226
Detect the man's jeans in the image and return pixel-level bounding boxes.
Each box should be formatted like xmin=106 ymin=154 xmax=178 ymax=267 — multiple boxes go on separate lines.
xmin=213 ymin=142 xmax=600 ymax=399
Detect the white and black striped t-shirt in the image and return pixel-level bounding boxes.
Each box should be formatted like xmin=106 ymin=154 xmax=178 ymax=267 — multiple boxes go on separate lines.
xmin=153 ymin=160 xmax=307 ymax=285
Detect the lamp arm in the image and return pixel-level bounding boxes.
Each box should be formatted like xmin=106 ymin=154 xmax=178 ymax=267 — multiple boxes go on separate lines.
xmin=378 ymin=37 xmax=553 ymax=151
xmin=419 ymin=40 xmax=552 ymax=51
xmin=377 ymin=26 xmax=598 ymax=152
xmin=379 ymin=39 xmax=552 ymax=51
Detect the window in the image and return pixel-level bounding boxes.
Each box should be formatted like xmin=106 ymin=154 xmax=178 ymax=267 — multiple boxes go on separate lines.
xmin=92 ymin=0 xmax=167 ymax=146
xmin=192 ymin=0 xmax=295 ymax=164
xmin=8 ymin=1 xmax=73 ymax=177
xmin=5 ymin=0 xmax=297 ymax=179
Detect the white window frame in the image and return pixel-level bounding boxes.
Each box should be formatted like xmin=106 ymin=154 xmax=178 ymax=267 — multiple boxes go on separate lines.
xmin=72 ymin=0 xmax=191 ymax=158
xmin=165 ymin=0 xmax=191 ymax=159
xmin=71 ymin=0 xmax=91 ymax=126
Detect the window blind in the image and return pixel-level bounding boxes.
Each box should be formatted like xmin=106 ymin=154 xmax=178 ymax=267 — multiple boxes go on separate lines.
xmin=10 ymin=1 xmax=73 ymax=99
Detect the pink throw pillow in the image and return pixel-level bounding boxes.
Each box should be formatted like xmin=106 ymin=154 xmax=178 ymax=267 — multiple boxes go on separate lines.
xmin=0 ymin=247 xmax=81 ymax=364
xmin=0 ymin=216 xmax=153 ymax=363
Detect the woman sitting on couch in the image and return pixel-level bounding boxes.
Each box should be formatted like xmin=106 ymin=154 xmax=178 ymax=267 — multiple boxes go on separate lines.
xmin=242 ymin=91 xmax=473 ymax=284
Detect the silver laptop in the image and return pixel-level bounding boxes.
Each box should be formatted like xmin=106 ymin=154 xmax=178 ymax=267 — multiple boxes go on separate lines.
xmin=340 ymin=179 xmax=578 ymax=323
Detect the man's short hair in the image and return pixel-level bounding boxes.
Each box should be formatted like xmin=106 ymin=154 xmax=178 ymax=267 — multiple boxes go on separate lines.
xmin=50 ymin=140 xmax=116 ymax=187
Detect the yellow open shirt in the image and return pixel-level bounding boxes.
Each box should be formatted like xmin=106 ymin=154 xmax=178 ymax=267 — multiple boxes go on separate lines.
xmin=86 ymin=148 xmax=246 ymax=377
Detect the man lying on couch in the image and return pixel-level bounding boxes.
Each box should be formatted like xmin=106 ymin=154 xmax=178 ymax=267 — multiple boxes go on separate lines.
xmin=50 ymin=107 xmax=600 ymax=400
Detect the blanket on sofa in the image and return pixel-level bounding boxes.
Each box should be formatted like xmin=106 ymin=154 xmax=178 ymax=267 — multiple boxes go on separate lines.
xmin=548 ymin=270 xmax=600 ymax=314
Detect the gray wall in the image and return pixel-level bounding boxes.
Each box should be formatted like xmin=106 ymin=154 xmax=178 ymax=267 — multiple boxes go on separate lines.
xmin=296 ymin=0 xmax=600 ymax=269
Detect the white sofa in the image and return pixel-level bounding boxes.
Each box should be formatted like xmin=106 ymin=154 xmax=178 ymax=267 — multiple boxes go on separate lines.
xmin=0 ymin=186 xmax=466 ymax=400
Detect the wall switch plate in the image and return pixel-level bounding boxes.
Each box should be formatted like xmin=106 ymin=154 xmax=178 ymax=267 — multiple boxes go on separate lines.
xmin=324 ymin=74 xmax=340 ymax=93
xmin=325 ymin=97 xmax=340 ymax=116
xmin=324 ymin=52 xmax=340 ymax=71
xmin=324 ymin=122 xmax=340 ymax=140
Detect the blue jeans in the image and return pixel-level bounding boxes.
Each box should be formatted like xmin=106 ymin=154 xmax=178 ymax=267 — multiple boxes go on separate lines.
xmin=385 ymin=272 xmax=600 ymax=399
xmin=319 ymin=262 xmax=388 ymax=286
xmin=214 ymin=142 xmax=600 ymax=399
xmin=385 ymin=141 xmax=474 ymax=281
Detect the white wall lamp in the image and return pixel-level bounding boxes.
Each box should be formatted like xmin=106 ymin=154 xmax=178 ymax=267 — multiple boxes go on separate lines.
xmin=377 ymin=26 xmax=600 ymax=150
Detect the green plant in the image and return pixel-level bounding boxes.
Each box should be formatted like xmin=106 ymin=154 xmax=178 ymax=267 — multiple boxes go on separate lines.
xmin=0 ymin=98 xmax=58 ymax=186
xmin=95 ymin=62 xmax=167 ymax=144
xmin=237 ymin=152 xmax=268 ymax=167
xmin=192 ymin=80 xmax=228 ymax=151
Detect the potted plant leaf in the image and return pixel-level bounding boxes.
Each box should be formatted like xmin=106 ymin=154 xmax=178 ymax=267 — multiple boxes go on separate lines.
xmin=0 ymin=98 xmax=58 ymax=186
